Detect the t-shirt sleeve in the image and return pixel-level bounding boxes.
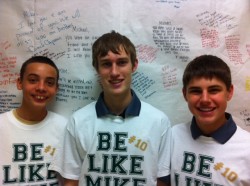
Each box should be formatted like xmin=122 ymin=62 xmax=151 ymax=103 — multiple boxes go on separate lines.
xmin=49 ymin=117 xmax=84 ymax=180
xmin=157 ymin=115 xmax=171 ymax=178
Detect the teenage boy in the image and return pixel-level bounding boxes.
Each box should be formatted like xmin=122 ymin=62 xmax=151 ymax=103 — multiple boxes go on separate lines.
xmin=50 ymin=31 xmax=171 ymax=186
xmin=0 ymin=56 xmax=67 ymax=185
xmin=170 ymin=55 xmax=250 ymax=185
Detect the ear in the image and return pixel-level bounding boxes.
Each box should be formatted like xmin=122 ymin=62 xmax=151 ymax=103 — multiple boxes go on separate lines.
xmin=132 ymin=58 xmax=138 ymax=73
xmin=16 ymin=77 xmax=23 ymax=90
xmin=227 ymin=84 xmax=234 ymax=101
xmin=182 ymin=88 xmax=188 ymax=101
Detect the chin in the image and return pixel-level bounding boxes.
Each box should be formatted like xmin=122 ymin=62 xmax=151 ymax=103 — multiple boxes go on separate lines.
xmin=33 ymin=100 xmax=49 ymax=107
xmin=197 ymin=118 xmax=216 ymax=125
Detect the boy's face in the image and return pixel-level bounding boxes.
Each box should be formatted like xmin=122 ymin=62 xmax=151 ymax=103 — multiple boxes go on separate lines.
xmin=17 ymin=62 xmax=58 ymax=110
xmin=183 ymin=77 xmax=233 ymax=131
xmin=97 ymin=47 xmax=138 ymax=99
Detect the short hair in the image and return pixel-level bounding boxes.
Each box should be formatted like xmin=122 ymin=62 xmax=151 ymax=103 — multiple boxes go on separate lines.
xmin=92 ymin=31 xmax=137 ymax=71
xmin=20 ymin=56 xmax=59 ymax=84
xmin=182 ymin=55 xmax=232 ymax=90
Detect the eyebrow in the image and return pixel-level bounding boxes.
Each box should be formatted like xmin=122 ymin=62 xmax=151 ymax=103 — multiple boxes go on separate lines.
xmin=187 ymin=87 xmax=201 ymax=92
xmin=188 ymin=85 xmax=223 ymax=90
xmin=27 ymin=74 xmax=57 ymax=80
xmin=27 ymin=73 xmax=39 ymax=77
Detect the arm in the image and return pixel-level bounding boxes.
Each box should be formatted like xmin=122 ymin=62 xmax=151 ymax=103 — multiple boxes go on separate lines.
xmin=54 ymin=119 xmax=83 ymax=185
xmin=157 ymin=117 xmax=172 ymax=186
xmin=64 ymin=178 xmax=79 ymax=186
xmin=157 ymin=178 xmax=171 ymax=186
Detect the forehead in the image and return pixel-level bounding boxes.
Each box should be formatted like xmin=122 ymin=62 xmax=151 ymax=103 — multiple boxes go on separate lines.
xmin=98 ymin=47 xmax=130 ymax=60
xmin=187 ymin=77 xmax=226 ymax=88
xmin=24 ymin=62 xmax=57 ymax=77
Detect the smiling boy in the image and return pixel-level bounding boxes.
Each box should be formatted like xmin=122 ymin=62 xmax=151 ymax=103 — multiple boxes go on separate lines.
xmin=170 ymin=55 xmax=250 ymax=185
xmin=50 ymin=31 xmax=171 ymax=186
xmin=0 ymin=56 xmax=67 ymax=185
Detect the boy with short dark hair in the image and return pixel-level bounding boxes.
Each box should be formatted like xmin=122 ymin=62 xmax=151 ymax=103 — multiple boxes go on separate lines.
xmin=0 ymin=56 xmax=67 ymax=185
xmin=50 ymin=31 xmax=171 ymax=186
xmin=170 ymin=55 xmax=250 ymax=185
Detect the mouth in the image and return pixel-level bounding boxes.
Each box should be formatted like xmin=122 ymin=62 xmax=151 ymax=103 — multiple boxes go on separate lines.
xmin=34 ymin=95 xmax=47 ymax=101
xmin=198 ymin=107 xmax=215 ymax=112
xmin=109 ymin=79 xmax=123 ymax=87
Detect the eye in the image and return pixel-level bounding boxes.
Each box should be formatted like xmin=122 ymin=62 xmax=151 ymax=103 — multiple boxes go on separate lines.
xmin=46 ymin=79 xmax=56 ymax=87
xmin=188 ymin=88 xmax=201 ymax=95
xmin=100 ymin=61 xmax=112 ymax=68
xmin=117 ymin=60 xmax=128 ymax=66
xmin=209 ymin=87 xmax=221 ymax=94
xmin=28 ymin=77 xmax=38 ymax=84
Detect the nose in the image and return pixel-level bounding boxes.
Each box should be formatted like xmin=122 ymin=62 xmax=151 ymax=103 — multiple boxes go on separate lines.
xmin=36 ymin=81 xmax=46 ymax=92
xmin=111 ymin=64 xmax=119 ymax=76
xmin=200 ymin=91 xmax=210 ymax=102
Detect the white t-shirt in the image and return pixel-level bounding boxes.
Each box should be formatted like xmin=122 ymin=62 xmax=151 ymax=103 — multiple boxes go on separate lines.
xmin=50 ymin=101 xmax=171 ymax=186
xmin=171 ymin=118 xmax=250 ymax=186
xmin=0 ymin=110 xmax=67 ymax=186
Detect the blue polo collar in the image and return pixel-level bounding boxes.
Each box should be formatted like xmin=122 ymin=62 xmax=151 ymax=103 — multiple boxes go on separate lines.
xmin=190 ymin=113 xmax=237 ymax=144
xmin=95 ymin=89 xmax=141 ymax=118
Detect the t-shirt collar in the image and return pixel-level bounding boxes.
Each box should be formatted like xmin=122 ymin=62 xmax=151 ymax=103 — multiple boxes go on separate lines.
xmin=190 ymin=113 xmax=237 ymax=144
xmin=95 ymin=89 xmax=141 ymax=118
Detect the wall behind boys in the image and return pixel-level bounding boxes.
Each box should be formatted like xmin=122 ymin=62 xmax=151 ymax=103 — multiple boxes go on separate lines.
xmin=1 ymin=0 xmax=250 ymax=131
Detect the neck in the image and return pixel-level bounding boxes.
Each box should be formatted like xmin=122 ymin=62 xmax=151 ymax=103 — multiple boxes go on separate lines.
xmin=16 ymin=106 xmax=48 ymax=123
xmin=197 ymin=118 xmax=227 ymax=136
xmin=104 ymin=91 xmax=132 ymax=115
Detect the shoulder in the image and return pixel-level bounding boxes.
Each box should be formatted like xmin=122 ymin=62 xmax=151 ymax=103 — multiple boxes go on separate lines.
xmin=235 ymin=126 xmax=250 ymax=139
xmin=140 ymin=101 xmax=170 ymax=122
xmin=230 ymin=115 xmax=250 ymax=140
xmin=0 ymin=110 xmax=11 ymax=117
xmin=226 ymin=126 xmax=250 ymax=152
xmin=0 ymin=110 xmax=13 ymax=121
xmin=72 ymin=101 xmax=96 ymax=117
xmin=140 ymin=101 xmax=171 ymax=127
xmin=69 ymin=101 xmax=97 ymax=125
xmin=140 ymin=101 xmax=167 ymax=117
xmin=47 ymin=111 xmax=68 ymax=125
xmin=66 ymin=102 xmax=97 ymax=132
xmin=0 ymin=110 xmax=12 ymax=126
xmin=171 ymin=122 xmax=194 ymax=145
xmin=172 ymin=122 xmax=191 ymax=135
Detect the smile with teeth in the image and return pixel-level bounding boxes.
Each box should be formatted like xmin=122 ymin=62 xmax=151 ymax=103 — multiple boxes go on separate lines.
xmin=35 ymin=95 xmax=46 ymax=100
xmin=198 ymin=107 xmax=215 ymax=112
xmin=110 ymin=80 xmax=122 ymax=84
